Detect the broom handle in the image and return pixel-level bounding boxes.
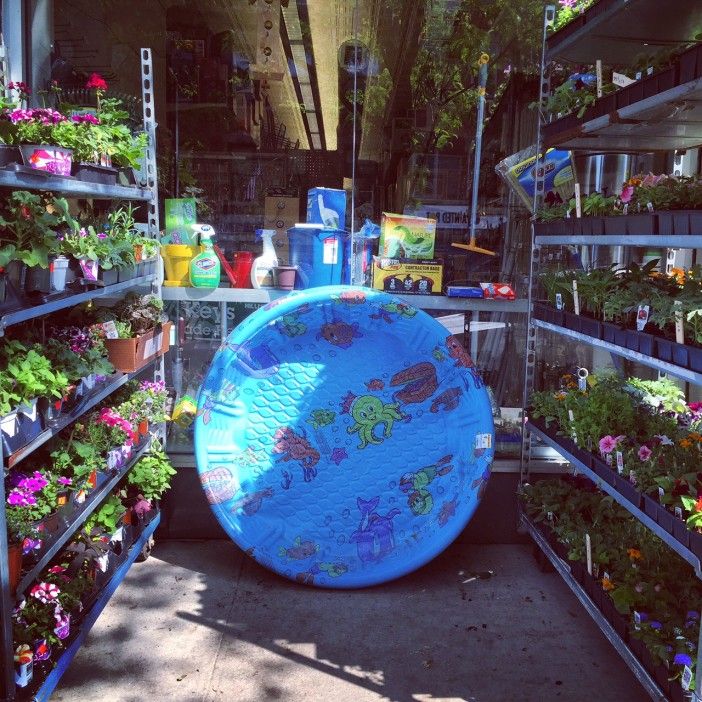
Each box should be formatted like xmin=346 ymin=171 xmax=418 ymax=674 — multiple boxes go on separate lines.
xmin=470 ymin=54 xmax=489 ymax=244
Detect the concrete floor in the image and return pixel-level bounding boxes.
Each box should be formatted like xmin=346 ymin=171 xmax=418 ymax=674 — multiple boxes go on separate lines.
xmin=51 ymin=540 xmax=645 ymax=702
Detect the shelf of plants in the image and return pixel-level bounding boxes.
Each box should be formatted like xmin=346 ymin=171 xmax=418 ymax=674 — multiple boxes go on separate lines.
xmin=23 ymin=514 xmax=160 ymax=702
xmin=519 ymin=511 xmax=667 ymax=701
xmin=0 ymin=49 xmax=169 ymax=701
xmin=525 ymin=3 xmax=702 ymax=700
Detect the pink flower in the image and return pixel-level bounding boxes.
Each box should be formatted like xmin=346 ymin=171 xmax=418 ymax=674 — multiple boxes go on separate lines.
xmin=599 ymin=435 xmax=618 ymax=455
xmin=18 ymin=471 xmax=48 ymax=492
xmin=7 ymin=488 xmax=36 ymax=507
xmin=638 ymin=445 xmax=652 ymax=461
xmin=620 ymin=185 xmax=634 ymax=203
xmin=48 ymin=565 xmax=66 ymax=574
xmin=57 ymin=476 xmax=72 ymax=486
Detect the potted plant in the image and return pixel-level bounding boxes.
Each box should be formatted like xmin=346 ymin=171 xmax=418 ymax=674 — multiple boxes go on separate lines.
xmin=5 ymin=499 xmax=37 ymax=593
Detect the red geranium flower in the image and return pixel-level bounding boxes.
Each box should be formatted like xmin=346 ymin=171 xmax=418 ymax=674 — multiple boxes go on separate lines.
xmin=86 ymin=73 xmax=107 ymax=91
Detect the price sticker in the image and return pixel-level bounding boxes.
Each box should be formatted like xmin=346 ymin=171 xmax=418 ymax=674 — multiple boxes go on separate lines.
xmin=323 ymin=237 xmax=339 ymax=265
xmin=555 ymin=293 xmax=563 ymax=310
xmin=616 ymin=451 xmax=624 ymax=474
xmin=475 ymin=433 xmax=492 ymax=449
xmin=102 ymin=321 xmax=119 ymax=339
xmin=612 ymin=71 xmax=635 ymax=88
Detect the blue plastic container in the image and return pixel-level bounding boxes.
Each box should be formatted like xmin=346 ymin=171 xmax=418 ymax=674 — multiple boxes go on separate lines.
xmin=288 ymin=224 xmax=348 ymax=288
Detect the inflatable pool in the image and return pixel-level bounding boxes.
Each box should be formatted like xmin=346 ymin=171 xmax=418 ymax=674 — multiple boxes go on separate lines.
xmin=194 ymin=286 xmax=494 ymax=588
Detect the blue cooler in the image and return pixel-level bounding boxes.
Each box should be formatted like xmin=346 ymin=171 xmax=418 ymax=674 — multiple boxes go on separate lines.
xmin=288 ymin=224 xmax=348 ymax=288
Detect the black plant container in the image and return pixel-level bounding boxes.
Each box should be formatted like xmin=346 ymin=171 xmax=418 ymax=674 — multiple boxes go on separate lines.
xmin=638 ymin=332 xmax=655 ymax=357
xmin=673 ymin=211 xmax=692 ymax=236
xmin=679 ymin=43 xmax=702 ymax=84
xmin=689 ymin=211 xmax=702 ymax=235
xmin=595 ymin=93 xmax=616 ymax=118
xmin=603 ymin=215 xmax=628 ymax=235
xmin=642 ymin=71 xmax=659 ymax=99
xmin=590 ymin=455 xmax=611 ymax=481
xmin=549 ymin=308 xmax=565 ymax=327
xmin=578 ymin=217 xmax=592 ymax=236
xmin=656 ymin=337 xmax=673 ymax=362
xmin=0 ymin=145 xmax=21 ymax=168
xmin=672 ymin=516 xmax=690 ymax=550
xmin=569 ymin=560 xmax=585 ymax=586
xmin=657 ymin=504 xmax=675 ymax=535
xmin=653 ymin=664 xmax=672 ymax=698
xmin=642 ymin=493 xmax=659 ymax=521
xmin=613 ymin=327 xmax=628 ymax=348
xmin=657 ymin=211 xmax=675 ymax=236
xmin=626 ymin=213 xmax=657 ymax=236
xmin=616 ymin=475 xmax=642 ymax=509
xmin=601 ymin=321 xmax=618 ymax=344
xmin=672 ymin=342 xmax=689 ymax=369
xmin=688 ymin=346 xmax=702 ymax=373
xmin=532 ymin=301 xmax=550 ymax=322
xmin=72 ymin=162 xmax=118 ymax=185
xmin=578 ymin=316 xmax=601 ymax=339
xmin=657 ymin=65 xmax=678 ymax=93
xmin=615 ymin=85 xmax=632 ymax=110
xmin=625 ymin=329 xmax=640 ymax=352
xmin=669 ymin=680 xmax=692 ymax=702
xmin=589 ymin=216 xmax=605 ymax=236
xmin=118 ymin=264 xmax=137 ymax=282
xmin=563 ymin=311 xmax=582 ymax=333
xmin=98 ymin=267 xmax=119 ymax=286
xmin=689 ymin=530 xmax=702 ymax=562
xmin=545 ymin=14 xmax=586 ymax=52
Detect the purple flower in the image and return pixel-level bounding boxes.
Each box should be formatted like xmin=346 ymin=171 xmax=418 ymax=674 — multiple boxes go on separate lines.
xmin=638 ymin=445 xmax=652 ymax=461
xmin=97 ymin=232 xmax=107 ymax=239
xmin=674 ymin=653 xmax=693 ymax=666
xmin=57 ymin=477 xmax=72 ymax=486
xmin=7 ymin=488 xmax=37 ymax=507
xmin=650 ymin=621 xmax=662 ymax=630
xmin=559 ymin=0 xmax=577 ymax=6
xmin=686 ymin=611 xmax=699 ymax=621
xmin=18 ymin=471 xmax=48 ymax=492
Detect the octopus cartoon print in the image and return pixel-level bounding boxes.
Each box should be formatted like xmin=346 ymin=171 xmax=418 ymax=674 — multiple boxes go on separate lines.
xmin=350 ymin=497 xmax=400 ymax=564
xmin=399 ymin=455 xmax=454 ymax=516
xmin=341 ymin=392 xmax=405 ymax=449
xmin=272 ymin=427 xmax=320 ymax=485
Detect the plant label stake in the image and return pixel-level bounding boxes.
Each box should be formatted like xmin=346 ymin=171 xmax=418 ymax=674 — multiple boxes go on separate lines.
xmin=616 ymin=451 xmax=624 ymax=474
xmin=572 ymin=280 xmax=580 ymax=316
xmin=612 ymin=71 xmax=635 ymax=88
xmin=682 ymin=665 xmax=693 ymax=691
xmin=555 ymin=292 xmax=563 ymax=310
xmin=595 ymin=60 xmax=603 ymax=98
xmin=634 ymin=611 xmax=641 ymax=630
xmin=636 ymin=305 xmax=649 ymax=331
xmin=574 ymin=183 xmax=582 ymax=219
xmin=675 ymin=301 xmax=684 ymax=344
xmin=585 ymin=533 xmax=592 ymax=575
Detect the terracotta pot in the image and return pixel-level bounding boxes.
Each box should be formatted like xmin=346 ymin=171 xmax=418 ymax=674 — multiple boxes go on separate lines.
xmin=138 ymin=419 xmax=149 ymax=438
xmin=134 ymin=244 xmax=143 ymax=262
xmin=8 ymin=542 xmax=22 ymax=593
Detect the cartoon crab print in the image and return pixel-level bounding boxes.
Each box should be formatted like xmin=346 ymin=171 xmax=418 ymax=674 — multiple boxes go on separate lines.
xmin=342 ymin=393 xmax=405 ymax=449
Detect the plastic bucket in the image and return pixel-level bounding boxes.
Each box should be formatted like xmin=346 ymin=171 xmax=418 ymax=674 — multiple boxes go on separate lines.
xmin=287 ymin=226 xmax=347 ymax=289
xmin=162 ymin=244 xmax=199 ymax=286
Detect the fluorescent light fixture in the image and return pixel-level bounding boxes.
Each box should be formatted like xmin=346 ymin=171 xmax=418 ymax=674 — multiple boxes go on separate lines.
xmin=282 ymin=5 xmax=303 ymax=41
xmin=306 ymin=113 xmax=319 ymax=132
xmin=299 ymin=83 xmax=315 ymax=108
xmin=290 ymin=44 xmax=310 ymax=83
xmin=310 ymin=133 xmax=322 ymax=149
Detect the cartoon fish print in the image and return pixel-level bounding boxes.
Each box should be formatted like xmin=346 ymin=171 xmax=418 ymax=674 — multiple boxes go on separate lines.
xmin=229 ymin=487 xmax=273 ymax=516
xmin=273 ymin=426 xmax=320 ymax=485
xmin=307 ymin=409 xmax=336 ymax=430
xmin=370 ymin=301 xmax=418 ymax=324
xmin=296 ymin=561 xmax=349 ymax=585
xmin=390 ymin=362 xmax=439 ymax=405
xmin=334 ymin=290 xmax=366 ymax=305
xmin=399 ymin=455 xmax=453 ymax=516
xmin=445 ymin=336 xmax=484 ymax=388
xmin=196 ymin=392 xmax=215 ymax=425
xmin=471 ymin=467 xmax=491 ymax=500
xmin=438 ymin=497 xmax=458 ymax=527
xmin=330 ymin=447 xmax=349 ymax=465
xmin=365 ymin=378 xmax=385 ymax=391
xmin=430 ymin=387 xmax=461 ymax=413
xmin=317 ymin=320 xmax=363 ymax=349
xmin=350 ymin=497 xmax=400 ymax=564
xmin=274 ymin=305 xmax=311 ymax=338
xmin=200 ymin=466 xmax=239 ymax=504
xmin=432 ymin=346 xmax=447 ymax=362
xmin=341 ymin=393 xmax=405 ymax=449
xmin=278 ymin=536 xmax=319 ymax=560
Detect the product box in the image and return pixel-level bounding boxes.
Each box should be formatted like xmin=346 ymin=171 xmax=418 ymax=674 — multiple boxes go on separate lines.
xmin=372 ymin=257 xmax=443 ymax=295
xmin=379 ymin=213 xmax=437 ymax=259
xmin=163 ymin=198 xmax=197 ymax=244
xmin=264 ymin=196 xmax=300 ymax=264
xmin=307 ymin=187 xmax=347 ymax=229
xmin=480 ymin=282 xmax=516 ymax=300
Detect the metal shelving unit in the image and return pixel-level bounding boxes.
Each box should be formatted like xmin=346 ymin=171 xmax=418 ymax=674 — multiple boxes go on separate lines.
xmin=523 ymin=4 xmax=702 ymax=700
xmin=520 ymin=510 xmax=667 ymax=701
xmin=0 ymin=48 xmax=163 ymax=702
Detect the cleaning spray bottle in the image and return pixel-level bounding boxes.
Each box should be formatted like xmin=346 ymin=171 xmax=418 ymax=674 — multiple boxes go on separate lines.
xmin=189 ymin=224 xmax=221 ymax=288
xmin=251 ymin=228 xmax=278 ymax=288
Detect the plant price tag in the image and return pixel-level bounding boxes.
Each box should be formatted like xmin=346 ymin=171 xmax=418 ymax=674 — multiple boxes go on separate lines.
xmin=675 ymin=506 xmax=683 ymax=519
xmin=682 ymin=665 xmax=693 ymax=691
xmin=547 ymin=511 xmax=554 ymax=522
xmin=616 ymin=451 xmax=624 ymax=474
xmin=636 ymin=305 xmax=650 ymax=331
xmin=659 ymin=486 xmax=665 ymax=499
xmin=595 ymin=60 xmax=603 ymax=97
xmin=602 ymin=570 xmax=610 ymax=588
xmin=574 ymin=183 xmax=582 ymax=219
xmin=606 ymin=453 xmax=613 ymax=467
xmin=629 ymin=470 xmax=637 ymax=485
xmin=634 ymin=610 xmax=641 ymax=630
xmin=475 ymin=433 xmax=492 ymax=449
xmin=555 ymin=293 xmax=563 ymax=310
xmin=101 ymin=321 xmax=119 ymax=339
xmin=612 ymin=71 xmax=635 ymax=88
xmin=572 ymin=279 xmax=580 ymax=316
xmin=585 ymin=533 xmax=592 ymax=575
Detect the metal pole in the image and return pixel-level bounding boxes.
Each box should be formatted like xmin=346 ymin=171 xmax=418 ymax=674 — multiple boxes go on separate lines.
xmin=469 ymin=55 xmax=489 ymax=244
xmin=350 ymin=0 xmax=359 ymax=285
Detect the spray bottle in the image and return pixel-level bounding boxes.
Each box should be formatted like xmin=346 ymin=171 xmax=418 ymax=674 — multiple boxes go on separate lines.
xmin=189 ymin=224 xmax=221 ymax=288
xmin=251 ymin=228 xmax=278 ymax=288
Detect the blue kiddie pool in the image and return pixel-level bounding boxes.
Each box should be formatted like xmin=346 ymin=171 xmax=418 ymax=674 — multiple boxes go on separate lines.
xmin=194 ymin=286 xmax=494 ymax=588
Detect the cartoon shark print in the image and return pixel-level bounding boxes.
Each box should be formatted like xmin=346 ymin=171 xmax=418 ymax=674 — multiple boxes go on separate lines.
xmin=390 ymin=362 xmax=439 ymax=405
xmin=430 ymin=387 xmax=461 ymax=413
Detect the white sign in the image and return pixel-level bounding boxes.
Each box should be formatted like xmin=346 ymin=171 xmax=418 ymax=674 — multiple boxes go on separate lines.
xmin=406 ymin=204 xmax=506 ymax=231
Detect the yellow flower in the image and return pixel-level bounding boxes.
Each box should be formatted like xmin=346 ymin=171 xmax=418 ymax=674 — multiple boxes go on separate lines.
xmin=627 ymin=548 xmax=642 ymax=560
xmin=602 ymin=576 xmax=615 ymax=592
xmin=555 ymin=392 xmax=566 ymax=401
xmin=680 ymin=438 xmax=693 ymax=449
xmin=670 ymin=267 xmax=686 ymax=285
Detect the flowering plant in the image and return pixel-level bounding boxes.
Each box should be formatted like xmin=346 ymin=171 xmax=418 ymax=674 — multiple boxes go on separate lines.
xmin=5 ymin=470 xmax=60 ymax=525
xmin=96 ymin=407 xmax=134 ymax=448
xmin=58 ymin=224 xmax=109 ymax=262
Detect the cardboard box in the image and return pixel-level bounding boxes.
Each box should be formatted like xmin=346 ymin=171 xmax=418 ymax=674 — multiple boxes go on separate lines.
xmin=264 ymin=196 xmax=299 ymax=264
xmin=307 ymin=187 xmax=347 ymax=229
xmin=379 ymin=213 xmax=436 ymax=259
xmin=163 ymin=198 xmax=197 ymax=244
xmin=372 ymin=258 xmax=443 ymax=295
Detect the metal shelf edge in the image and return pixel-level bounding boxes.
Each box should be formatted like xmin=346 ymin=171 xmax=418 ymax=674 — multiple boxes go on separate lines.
xmin=526 ymin=421 xmax=702 ymax=575
xmin=14 ymin=439 xmax=154 ymax=598
xmin=30 ymin=514 xmax=160 ymax=702
xmin=535 ymin=234 xmax=702 ymax=247
xmin=520 ymin=511 xmax=667 ymax=701
xmin=0 ymin=275 xmax=157 ymax=331
xmin=532 ymin=319 xmax=702 ymax=384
